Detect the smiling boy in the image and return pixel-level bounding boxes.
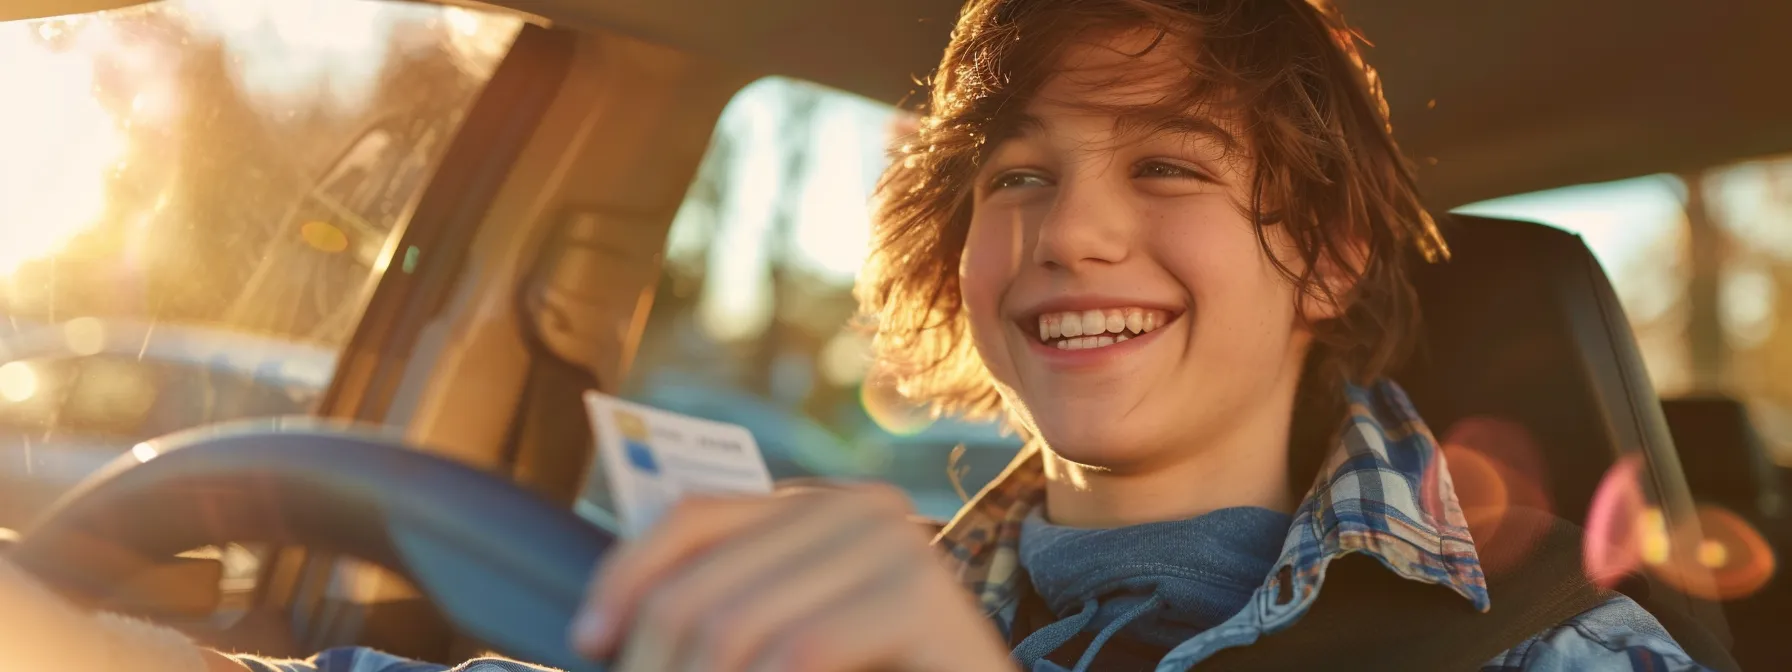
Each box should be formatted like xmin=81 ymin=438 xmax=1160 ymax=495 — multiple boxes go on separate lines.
xmin=1 ymin=0 xmax=1715 ymax=671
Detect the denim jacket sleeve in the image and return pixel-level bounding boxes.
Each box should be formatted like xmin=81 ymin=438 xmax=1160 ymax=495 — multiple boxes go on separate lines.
xmin=1481 ymin=595 xmax=1712 ymax=671
xmin=231 ymin=598 xmax=1706 ymax=672
xmin=232 ymin=647 xmax=562 ymax=672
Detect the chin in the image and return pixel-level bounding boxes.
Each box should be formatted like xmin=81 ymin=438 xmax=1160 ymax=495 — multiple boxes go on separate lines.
xmin=1034 ymin=419 xmax=1158 ymax=471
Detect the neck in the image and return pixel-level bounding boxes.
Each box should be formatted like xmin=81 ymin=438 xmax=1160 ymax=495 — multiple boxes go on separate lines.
xmin=1039 ymin=356 xmax=1308 ymax=529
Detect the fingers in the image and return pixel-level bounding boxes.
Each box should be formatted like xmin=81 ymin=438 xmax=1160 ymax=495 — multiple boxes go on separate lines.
xmin=615 ymin=496 xmax=898 ymax=671
xmin=670 ymin=518 xmax=930 ymax=671
xmin=574 ymin=494 xmax=785 ymax=655
xmin=745 ymin=563 xmax=987 ymax=672
xmin=574 ymin=485 xmax=914 ymax=659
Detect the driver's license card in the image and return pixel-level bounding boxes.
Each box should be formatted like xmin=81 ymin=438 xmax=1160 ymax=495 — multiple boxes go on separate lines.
xmin=583 ymin=391 xmax=774 ymax=537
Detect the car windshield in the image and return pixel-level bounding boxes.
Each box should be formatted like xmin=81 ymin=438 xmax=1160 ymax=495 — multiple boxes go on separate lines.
xmin=0 ymin=0 xmax=522 ymax=526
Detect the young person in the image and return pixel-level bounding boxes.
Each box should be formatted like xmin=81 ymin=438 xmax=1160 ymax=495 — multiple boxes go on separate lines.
xmin=0 ymin=0 xmax=1713 ymax=670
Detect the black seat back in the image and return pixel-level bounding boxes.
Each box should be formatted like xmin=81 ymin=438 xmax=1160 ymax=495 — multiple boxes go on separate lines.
xmin=1392 ymin=215 xmax=1732 ymax=658
xmin=1661 ymin=395 xmax=1784 ymax=521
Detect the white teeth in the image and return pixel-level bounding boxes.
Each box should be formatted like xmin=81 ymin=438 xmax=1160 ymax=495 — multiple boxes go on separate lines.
xmin=1061 ymin=314 xmax=1083 ymax=337
xmin=1059 ymin=336 xmax=1098 ymax=350
xmin=1080 ymin=310 xmax=1104 ymax=337
xmin=1033 ymin=307 xmax=1173 ymax=349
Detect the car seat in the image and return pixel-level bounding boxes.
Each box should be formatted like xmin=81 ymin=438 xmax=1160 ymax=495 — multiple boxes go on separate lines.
xmin=1393 ymin=215 xmax=1736 ymax=668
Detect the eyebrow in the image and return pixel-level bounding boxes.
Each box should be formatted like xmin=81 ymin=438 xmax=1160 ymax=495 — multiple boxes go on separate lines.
xmin=986 ymin=113 xmax=1046 ymax=146
xmin=1116 ymin=112 xmax=1242 ymax=152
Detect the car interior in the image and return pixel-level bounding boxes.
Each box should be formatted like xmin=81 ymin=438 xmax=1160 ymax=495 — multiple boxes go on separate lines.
xmin=2 ymin=0 xmax=1790 ymax=670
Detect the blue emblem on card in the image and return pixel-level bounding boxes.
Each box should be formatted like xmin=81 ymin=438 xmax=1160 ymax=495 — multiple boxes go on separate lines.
xmin=625 ymin=438 xmax=659 ymax=474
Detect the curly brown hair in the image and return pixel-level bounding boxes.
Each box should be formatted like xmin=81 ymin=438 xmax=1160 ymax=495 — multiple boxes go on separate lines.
xmin=859 ymin=0 xmax=1447 ymax=425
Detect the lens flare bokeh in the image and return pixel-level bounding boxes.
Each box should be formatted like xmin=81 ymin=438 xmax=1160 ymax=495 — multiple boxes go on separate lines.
xmin=1440 ymin=416 xmax=1551 ymax=573
xmin=1659 ymin=506 xmax=1776 ymax=601
xmin=1583 ymin=454 xmax=1776 ymax=600
xmin=860 ymin=371 xmax=933 ymax=436
xmin=1584 ymin=454 xmax=1657 ymax=587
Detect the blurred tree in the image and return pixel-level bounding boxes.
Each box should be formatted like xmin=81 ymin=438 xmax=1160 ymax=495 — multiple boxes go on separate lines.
xmin=1730 ymin=160 xmax=1792 ymax=462
xmin=225 ymin=21 xmax=499 ymax=344
xmin=1684 ymin=169 xmax=1732 ymax=392
xmin=632 ymin=103 xmax=740 ymax=386
xmin=744 ymin=84 xmax=824 ymax=398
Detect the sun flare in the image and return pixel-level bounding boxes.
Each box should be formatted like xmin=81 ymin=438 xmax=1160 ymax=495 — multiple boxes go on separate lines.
xmin=0 ymin=22 xmax=125 ymax=277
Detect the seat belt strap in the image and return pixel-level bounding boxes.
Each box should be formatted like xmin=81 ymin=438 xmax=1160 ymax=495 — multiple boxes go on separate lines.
xmin=1198 ymin=510 xmax=1606 ymax=671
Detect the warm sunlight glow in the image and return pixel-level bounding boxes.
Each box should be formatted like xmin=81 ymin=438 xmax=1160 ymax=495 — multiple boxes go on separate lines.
xmin=0 ymin=362 xmax=39 ymax=403
xmin=0 ymin=23 xmax=125 ymax=277
xmin=819 ymin=329 xmax=871 ymax=387
xmin=445 ymin=6 xmax=484 ymax=36
xmin=62 ymin=316 xmax=106 ymax=356
xmin=181 ymin=0 xmax=394 ymax=108
xmin=302 ymin=220 xmax=351 ymax=253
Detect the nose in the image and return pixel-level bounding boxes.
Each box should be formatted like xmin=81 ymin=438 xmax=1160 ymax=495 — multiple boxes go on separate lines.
xmin=1032 ymin=179 xmax=1133 ymax=269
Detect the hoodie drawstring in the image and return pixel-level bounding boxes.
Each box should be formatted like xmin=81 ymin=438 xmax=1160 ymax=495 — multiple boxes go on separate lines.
xmin=1011 ymin=594 xmax=1166 ymax=672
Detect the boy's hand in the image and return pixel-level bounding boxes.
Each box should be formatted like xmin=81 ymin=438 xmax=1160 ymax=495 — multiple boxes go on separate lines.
xmin=569 ymin=484 xmax=1015 ymax=672
xmin=0 ymin=559 xmax=214 ymax=671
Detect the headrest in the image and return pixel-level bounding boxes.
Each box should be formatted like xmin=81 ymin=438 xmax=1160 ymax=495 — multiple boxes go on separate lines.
xmin=1661 ymin=395 xmax=1784 ymax=521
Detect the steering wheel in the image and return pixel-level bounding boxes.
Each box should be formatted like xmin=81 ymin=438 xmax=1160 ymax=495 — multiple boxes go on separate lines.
xmin=7 ymin=419 xmax=614 ymax=672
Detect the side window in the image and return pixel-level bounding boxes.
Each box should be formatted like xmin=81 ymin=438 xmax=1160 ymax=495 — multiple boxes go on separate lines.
xmin=622 ymin=78 xmax=1023 ymax=520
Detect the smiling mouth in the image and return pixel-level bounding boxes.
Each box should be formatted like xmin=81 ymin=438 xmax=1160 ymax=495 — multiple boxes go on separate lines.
xmin=1032 ymin=307 xmax=1176 ymax=351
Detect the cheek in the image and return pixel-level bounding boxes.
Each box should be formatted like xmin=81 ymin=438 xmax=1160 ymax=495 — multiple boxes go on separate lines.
xmin=1152 ymin=207 xmax=1298 ymax=343
xmin=959 ymin=212 xmax=1026 ymax=375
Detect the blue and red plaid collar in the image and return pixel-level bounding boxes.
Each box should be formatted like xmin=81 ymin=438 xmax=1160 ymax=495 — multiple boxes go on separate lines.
xmin=932 ymin=379 xmax=1490 ymax=625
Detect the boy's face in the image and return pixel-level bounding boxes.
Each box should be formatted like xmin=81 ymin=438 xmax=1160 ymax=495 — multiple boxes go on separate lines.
xmin=960 ymin=31 xmax=1318 ymax=473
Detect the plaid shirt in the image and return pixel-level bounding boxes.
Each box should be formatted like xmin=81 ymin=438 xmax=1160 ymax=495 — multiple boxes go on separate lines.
xmin=236 ymin=381 xmax=1706 ymax=672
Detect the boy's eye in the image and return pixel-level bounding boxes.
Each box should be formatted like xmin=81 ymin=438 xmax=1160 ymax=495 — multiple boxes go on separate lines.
xmin=1134 ymin=160 xmax=1207 ymax=181
xmin=989 ymin=171 xmax=1051 ymax=191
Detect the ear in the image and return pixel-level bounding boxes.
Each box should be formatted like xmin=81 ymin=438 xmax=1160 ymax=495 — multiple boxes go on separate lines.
xmin=1298 ymin=235 xmax=1369 ymax=323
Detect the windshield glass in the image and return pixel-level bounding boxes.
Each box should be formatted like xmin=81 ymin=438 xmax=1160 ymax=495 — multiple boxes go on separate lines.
xmin=0 ymin=0 xmax=522 ymax=526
